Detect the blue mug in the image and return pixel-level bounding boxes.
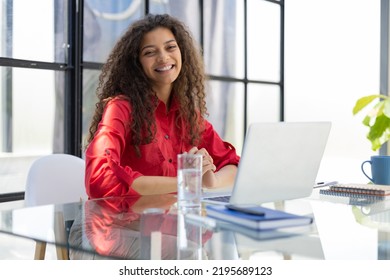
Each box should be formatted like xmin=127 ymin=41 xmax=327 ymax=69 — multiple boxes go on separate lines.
xmin=361 ymin=155 xmax=390 ymax=185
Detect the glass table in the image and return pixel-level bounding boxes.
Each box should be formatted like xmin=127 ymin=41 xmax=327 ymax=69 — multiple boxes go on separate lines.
xmin=1 ymin=189 xmax=390 ymax=260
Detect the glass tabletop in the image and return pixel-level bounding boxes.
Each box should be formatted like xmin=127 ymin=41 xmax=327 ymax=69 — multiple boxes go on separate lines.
xmin=1 ymin=190 xmax=390 ymax=260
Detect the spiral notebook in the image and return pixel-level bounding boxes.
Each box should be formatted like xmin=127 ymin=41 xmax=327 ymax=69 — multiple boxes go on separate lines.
xmin=326 ymin=183 xmax=390 ymax=196
xmin=319 ymin=188 xmax=386 ymax=206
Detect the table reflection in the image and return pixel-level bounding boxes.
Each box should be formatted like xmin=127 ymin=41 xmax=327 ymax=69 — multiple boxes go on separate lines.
xmin=314 ymin=192 xmax=390 ymax=260
xmin=68 ymin=194 xmax=212 ymax=260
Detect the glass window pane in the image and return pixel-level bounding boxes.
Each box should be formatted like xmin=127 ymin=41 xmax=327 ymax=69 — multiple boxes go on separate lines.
xmin=0 ymin=0 xmax=67 ymax=63
xmin=204 ymin=0 xmax=244 ymax=78
xmin=82 ymin=69 xmax=100 ymax=152
xmin=0 ymin=67 xmax=64 ymax=194
xmin=149 ymin=0 xmax=201 ymax=42
xmin=247 ymin=84 xmax=280 ymax=125
xmin=207 ymin=80 xmax=245 ymax=154
xmin=247 ymin=0 xmax=280 ymax=82
xmin=83 ymin=0 xmax=145 ymax=63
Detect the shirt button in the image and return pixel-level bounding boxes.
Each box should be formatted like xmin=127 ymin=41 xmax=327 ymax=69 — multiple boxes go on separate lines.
xmin=169 ymin=159 xmax=173 ymax=163
xmin=164 ymin=134 xmax=169 ymax=139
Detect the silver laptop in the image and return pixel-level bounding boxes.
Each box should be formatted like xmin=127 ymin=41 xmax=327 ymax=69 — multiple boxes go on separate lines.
xmin=202 ymin=122 xmax=331 ymax=205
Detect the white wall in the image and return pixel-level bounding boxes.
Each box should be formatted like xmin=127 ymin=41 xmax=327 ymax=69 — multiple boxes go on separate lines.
xmin=285 ymin=0 xmax=380 ymax=183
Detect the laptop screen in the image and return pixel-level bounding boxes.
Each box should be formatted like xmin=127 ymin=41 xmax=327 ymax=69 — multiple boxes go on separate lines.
xmin=229 ymin=122 xmax=331 ymax=205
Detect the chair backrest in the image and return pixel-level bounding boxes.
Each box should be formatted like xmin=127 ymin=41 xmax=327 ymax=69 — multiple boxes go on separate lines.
xmin=25 ymin=154 xmax=88 ymax=207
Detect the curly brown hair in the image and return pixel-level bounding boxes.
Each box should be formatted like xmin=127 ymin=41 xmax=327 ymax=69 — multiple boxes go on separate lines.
xmin=85 ymin=14 xmax=208 ymax=156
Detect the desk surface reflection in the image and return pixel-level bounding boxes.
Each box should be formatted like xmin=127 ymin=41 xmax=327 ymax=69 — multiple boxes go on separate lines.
xmin=2 ymin=190 xmax=390 ymax=260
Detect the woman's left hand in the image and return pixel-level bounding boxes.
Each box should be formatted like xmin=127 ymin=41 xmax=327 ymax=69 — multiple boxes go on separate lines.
xmin=187 ymin=147 xmax=217 ymax=187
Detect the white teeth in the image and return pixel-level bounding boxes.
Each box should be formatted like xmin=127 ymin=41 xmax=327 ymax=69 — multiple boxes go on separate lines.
xmin=156 ymin=65 xmax=173 ymax=72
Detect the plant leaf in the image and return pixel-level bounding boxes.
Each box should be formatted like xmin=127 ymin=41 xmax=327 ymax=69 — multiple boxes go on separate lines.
xmin=384 ymin=98 xmax=390 ymax=118
xmin=362 ymin=102 xmax=385 ymax=127
xmin=367 ymin=114 xmax=390 ymax=150
xmin=362 ymin=115 xmax=371 ymax=126
xmin=353 ymin=95 xmax=387 ymax=115
xmin=371 ymin=129 xmax=390 ymax=151
xmin=371 ymin=138 xmax=382 ymax=151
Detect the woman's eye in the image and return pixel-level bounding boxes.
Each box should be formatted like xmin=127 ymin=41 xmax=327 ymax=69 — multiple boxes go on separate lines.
xmin=167 ymin=45 xmax=177 ymax=51
xmin=143 ymin=50 xmax=155 ymax=56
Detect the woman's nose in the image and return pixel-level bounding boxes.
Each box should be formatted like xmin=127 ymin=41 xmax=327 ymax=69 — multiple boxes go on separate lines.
xmin=157 ymin=50 xmax=168 ymax=62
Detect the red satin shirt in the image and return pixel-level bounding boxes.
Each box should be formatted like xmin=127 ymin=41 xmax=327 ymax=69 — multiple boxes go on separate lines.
xmin=85 ymin=95 xmax=240 ymax=199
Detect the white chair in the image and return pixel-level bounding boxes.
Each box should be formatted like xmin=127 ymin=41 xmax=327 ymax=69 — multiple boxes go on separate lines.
xmin=24 ymin=153 xmax=88 ymax=260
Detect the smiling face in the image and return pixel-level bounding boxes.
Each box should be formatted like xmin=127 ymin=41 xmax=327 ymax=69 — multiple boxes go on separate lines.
xmin=139 ymin=27 xmax=182 ymax=95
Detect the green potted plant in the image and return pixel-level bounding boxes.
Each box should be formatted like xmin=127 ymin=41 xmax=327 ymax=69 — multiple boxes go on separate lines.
xmin=353 ymin=94 xmax=390 ymax=151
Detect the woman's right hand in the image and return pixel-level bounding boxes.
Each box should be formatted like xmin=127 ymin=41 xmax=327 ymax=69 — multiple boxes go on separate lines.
xmin=186 ymin=147 xmax=216 ymax=176
xmin=187 ymin=147 xmax=217 ymax=187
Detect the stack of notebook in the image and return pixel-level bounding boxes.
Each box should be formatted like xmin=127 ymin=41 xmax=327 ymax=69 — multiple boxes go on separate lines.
xmin=206 ymin=204 xmax=313 ymax=231
xmin=320 ymin=184 xmax=390 ymax=197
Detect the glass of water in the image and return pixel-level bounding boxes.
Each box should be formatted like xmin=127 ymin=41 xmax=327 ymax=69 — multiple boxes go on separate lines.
xmin=177 ymin=153 xmax=202 ymax=209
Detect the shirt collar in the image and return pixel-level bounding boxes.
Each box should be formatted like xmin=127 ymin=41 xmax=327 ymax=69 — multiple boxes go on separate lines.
xmin=155 ymin=94 xmax=179 ymax=115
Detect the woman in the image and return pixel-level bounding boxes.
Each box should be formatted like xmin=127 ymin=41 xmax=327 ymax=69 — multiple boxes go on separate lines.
xmin=85 ymin=14 xmax=240 ymax=198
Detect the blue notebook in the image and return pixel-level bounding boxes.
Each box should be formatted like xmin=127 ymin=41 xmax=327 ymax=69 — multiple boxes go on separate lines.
xmin=206 ymin=204 xmax=313 ymax=231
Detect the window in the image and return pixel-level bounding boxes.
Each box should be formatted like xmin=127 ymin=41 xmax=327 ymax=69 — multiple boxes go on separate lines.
xmin=0 ymin=0 xmax=69 ymax=200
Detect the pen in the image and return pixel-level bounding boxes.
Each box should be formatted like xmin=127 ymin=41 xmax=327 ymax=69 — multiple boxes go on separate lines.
xmin=314 ymin=181 xmax=338 ymax=188
xmin=185 ymin=214 xmax=218 ymax=229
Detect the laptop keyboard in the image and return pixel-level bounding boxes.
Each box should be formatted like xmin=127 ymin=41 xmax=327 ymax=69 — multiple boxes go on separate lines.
xmin=204 ymin=195 xmax=231 ymax=203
